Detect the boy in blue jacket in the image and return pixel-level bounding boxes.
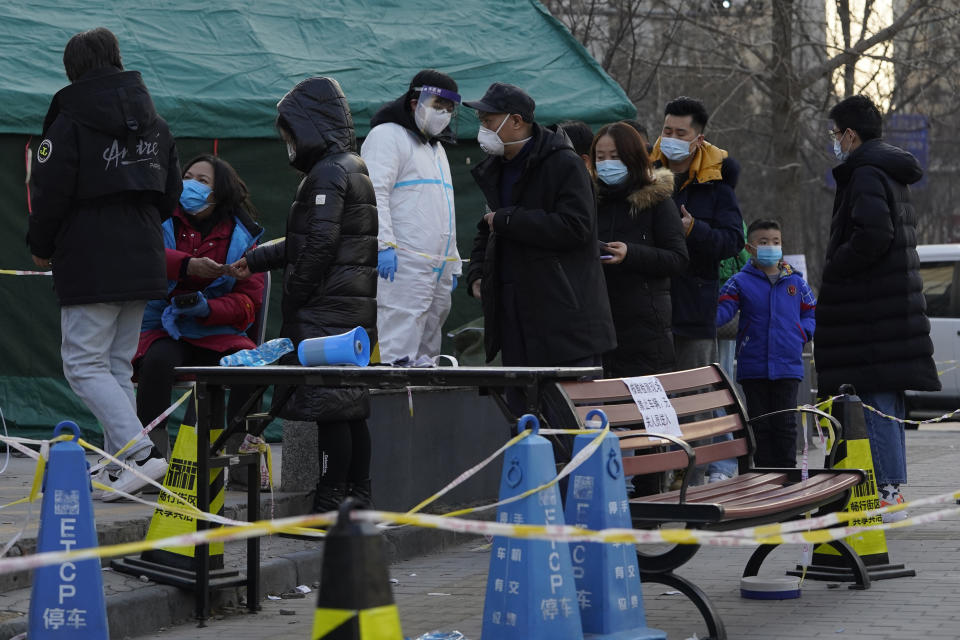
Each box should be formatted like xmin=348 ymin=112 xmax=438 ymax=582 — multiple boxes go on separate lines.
xmin=716 ymin=219 xmax=816 ymax=468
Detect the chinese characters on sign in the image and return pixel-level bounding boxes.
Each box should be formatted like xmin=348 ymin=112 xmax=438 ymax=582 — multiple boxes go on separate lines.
xmin=622 ymin=376 xmax=681 ymax=436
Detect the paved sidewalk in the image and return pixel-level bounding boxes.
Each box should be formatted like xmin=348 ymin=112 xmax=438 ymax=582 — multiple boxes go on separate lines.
xmin=134 ymin=427 xmax=960 ymax=640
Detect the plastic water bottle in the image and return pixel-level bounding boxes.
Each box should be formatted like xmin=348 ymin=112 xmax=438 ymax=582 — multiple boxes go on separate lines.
xmin=409 ymin=633 xmax=466 ymax=640
xmin=219 ymin=337 xmax=294 ymax=367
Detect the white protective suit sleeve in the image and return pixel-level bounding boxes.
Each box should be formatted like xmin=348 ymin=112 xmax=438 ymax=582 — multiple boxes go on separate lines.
xmin=360 ymin=124 xmax=402 ymax=251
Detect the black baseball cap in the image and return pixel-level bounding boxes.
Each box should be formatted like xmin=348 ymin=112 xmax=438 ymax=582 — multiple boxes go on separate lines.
xmin=463 ymin=82 xmax=535 ymax=122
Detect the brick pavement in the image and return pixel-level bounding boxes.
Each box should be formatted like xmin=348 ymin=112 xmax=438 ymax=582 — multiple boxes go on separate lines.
xmin=124 ymin=427 xmax=960 ymax=639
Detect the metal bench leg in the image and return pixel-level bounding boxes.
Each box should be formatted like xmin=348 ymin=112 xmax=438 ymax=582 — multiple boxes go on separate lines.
xmin=745 ymin=540 xmax=870 ymax=591
xmin=742 ymin=543 xmax=779 ymax=577
xmin=825 ymin=539 xmax=871 ymax=590
xmin=640 ymin=570 xmax=726 ymax=640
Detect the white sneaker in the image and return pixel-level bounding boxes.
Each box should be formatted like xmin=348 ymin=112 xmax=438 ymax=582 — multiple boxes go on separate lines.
xmin=101 ymin=455 xmax=168 ymax=503
xmin=707 ymin=471 xmax=733 ymax=484
xmin=90 ymin=467 xmax=116 ymax=501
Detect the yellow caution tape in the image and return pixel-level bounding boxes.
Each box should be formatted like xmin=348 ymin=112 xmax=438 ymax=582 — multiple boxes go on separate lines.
xmin=0 ymin=269 xmax=52 ymax=276
xmin=384 ymin=241 xmax=465 ymax=264
xmin=2 ymin=490 xmax=960 ymax=576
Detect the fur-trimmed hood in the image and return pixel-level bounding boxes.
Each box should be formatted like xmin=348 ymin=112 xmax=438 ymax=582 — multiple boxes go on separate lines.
xmin=626 ymin=167 xmax=675 ymax=214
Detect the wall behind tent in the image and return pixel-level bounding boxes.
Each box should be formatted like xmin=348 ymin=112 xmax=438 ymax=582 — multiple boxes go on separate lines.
xmin=0 ymin=134 xmax=489 ymax=441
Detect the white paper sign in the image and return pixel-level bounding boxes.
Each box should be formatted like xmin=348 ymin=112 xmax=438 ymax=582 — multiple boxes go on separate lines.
xmin=622 ymin=376 xmax=682 ymax=437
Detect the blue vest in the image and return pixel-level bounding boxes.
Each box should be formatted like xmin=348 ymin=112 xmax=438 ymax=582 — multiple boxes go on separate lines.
xmin=141 ymin=217 xmax=264 ymax=339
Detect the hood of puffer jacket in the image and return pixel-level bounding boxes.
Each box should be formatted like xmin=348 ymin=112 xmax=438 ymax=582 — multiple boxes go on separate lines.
xmin=650 ymin=138 xmax=734 ymax=188
xmin=626 ymin=167 xmax=675 ymax=214
xmin=277 ymin=77 xmax=356 ymax=172
xmin=833 ymin=137 xmax=923 ymax=186
xmin=43 ymin=67 xmax=158 ymax=137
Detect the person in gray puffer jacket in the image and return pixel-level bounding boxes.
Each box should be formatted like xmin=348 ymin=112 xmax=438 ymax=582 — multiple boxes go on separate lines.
xmin=231 ymin=77 xmax=378 ymax=512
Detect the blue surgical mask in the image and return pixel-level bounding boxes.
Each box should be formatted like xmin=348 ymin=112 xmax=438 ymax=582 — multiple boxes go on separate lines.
xmin=659 ymin=136 xmax=694 ymax=162
xmin=833 ymin=137 xmax=848 ymax=162
xmin=756 ymin=245 xmax=782 ymax=267
xmin=180 ymin=179 xmax=212 ymax=214
xmin=596 ymin=159 xmax=629 ymax=185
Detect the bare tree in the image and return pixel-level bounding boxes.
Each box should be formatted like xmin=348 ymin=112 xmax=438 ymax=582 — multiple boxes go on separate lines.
xmin=544 ymin=0 xmax=960 ymax=285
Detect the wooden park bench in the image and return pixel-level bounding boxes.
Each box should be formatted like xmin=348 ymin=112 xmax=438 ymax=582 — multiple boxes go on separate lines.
xmin=552 ymin=365 xmax=868 ymax=640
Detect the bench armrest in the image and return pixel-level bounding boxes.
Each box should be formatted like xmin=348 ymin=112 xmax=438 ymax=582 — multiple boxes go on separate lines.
xmin=619 ymin=431 xmax=697 ymax=502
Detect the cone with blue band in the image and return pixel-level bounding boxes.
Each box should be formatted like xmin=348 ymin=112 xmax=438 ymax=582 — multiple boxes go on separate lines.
xmin=481 ymin=414 xmax=583 ymax=640
xmin=28 ymin=421 xmax=108 ymax=639
xmin=565 ymin=410 xmax=666 ymax=640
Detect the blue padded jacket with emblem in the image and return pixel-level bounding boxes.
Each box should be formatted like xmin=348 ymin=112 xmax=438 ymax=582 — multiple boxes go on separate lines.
xmin=716 ymin=261 xmax=816 ymax=381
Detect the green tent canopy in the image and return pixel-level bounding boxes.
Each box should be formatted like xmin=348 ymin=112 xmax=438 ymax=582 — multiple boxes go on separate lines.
xmin=0 ymin=0 xmax=635 ymax=441
xmin=0 ymin=0 xmax=635 ymax=137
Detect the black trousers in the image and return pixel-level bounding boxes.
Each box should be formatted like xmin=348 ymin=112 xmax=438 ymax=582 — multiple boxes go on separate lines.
xmin=316 ymin=419 xmax=371 ymax=486
xmin=136 ymin=338 xmax=256 ymax=455
xmin=741 ymin=378 xmax=800 ymax=468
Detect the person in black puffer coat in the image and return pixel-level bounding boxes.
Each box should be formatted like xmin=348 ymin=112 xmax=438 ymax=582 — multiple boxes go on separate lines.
xmin=591 ymin=122 xmax=688 ymax=376
xmin=27 ymin=28 xmax=180 ymax=499
xmin=231 ymin=77 xmax=378 ymax=511
xmin=816 ymin=95 xmax=938 ymax=514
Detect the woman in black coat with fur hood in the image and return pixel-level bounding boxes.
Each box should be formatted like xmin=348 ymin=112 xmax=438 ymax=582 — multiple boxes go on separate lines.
xmin=591 ymin=122 xmax=689 ymax=377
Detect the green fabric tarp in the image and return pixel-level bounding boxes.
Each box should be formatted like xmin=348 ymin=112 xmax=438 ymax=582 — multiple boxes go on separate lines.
xmin=0 ymin=0 xmax=635 ymax=137
xmin=0 ymin=0 xmax=635 ymax=442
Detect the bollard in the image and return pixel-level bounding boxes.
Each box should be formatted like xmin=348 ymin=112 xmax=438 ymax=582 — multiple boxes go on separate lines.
xmin=565 ymin=410 xmax=666 ymax=640
xmin=312 ymin=499 xmax=403 ymax=639
xmin=28 ymin=421 xmax=108 ymax=639
xmin=481 ymin=414 xmax=583 ymax=640
xmin=788 ymin=387 xmax=914 ymax=584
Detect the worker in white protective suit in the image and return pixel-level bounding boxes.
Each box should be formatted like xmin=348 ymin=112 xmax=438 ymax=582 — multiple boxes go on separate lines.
xmin=361 ymin=70 xmax=462 ymax=363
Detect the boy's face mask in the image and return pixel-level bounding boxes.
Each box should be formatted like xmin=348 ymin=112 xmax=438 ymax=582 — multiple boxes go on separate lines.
xmin=756 ymin=245 xmax=783 ymax=267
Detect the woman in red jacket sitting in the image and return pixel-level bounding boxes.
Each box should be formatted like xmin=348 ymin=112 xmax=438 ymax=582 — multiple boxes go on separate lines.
xmin=135 ymin=155 xmax=265 ymax=458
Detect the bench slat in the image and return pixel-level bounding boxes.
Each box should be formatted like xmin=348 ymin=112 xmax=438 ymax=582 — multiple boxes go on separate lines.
xmin=631 ymin=471 xmax=862 ymax=521
xmin=559 ymin=366 xmax=723 ymax=402
xmin=720 ymin=473 xmax=849 ymax=507
xmin=622 ymin=438 xmax=748 ymax=476
xmin=637 ymin=473 xmax=789 ymax=503
xmin=617 ymin=414 xmax=744 ymax=449
xmin=574 ymin=390 xmax=736 ymax=428
xmin=722 ymin=473 xmax=861 ymax=520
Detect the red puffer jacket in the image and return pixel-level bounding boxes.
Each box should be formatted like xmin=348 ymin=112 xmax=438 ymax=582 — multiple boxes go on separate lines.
xmin=135 ymin=208 xmax=265 ymax=361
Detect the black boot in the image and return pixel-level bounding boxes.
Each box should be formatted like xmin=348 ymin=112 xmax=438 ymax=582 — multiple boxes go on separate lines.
xmin=312 ymin=481 xmax=349 ymax=513
xmin=347 ymin=479 xmax=374 ymax=509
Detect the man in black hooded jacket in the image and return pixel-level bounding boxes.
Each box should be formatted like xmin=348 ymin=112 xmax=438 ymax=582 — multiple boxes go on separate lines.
xmin=464 ymin=83 xmax=615 ymax=372
xmin=27 ymin=28 xmax=180 ymax=499
xmin=817 ymin=94 xmax=939 ymax=520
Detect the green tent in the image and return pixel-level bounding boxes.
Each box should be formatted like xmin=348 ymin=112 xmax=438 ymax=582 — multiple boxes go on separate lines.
xmin=0 ymin=0 xmax=635 ymax=441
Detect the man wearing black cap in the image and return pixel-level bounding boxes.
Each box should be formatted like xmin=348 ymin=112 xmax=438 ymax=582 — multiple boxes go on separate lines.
xmin=464 ymin=82 xmax=615 ymax=372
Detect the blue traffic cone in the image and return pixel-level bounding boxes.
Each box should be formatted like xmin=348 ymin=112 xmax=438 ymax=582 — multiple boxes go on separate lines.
xmin=298 ymin=327 xmax=370 ymax=366
xmin=565 ymin=410 xmax=665 ymax=640
xmin=28 ymin=421 xmax=108 ymax=639
xmin=481 ymin=414 xmax=583 ymax=640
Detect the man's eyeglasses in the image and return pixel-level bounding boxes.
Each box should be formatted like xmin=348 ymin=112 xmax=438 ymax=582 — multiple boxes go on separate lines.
xmin=828 ymin=129 xmax=843 ymax=140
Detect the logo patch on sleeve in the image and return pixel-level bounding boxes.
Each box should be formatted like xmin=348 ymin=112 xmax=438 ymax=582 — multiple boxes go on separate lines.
xmin=37 ymin=139 xmax=53 ymax=163
xmin=315 ymin=194 xmax=326 ymax=205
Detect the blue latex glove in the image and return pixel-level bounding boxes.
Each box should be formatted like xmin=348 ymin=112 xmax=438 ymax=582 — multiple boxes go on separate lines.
xmin=161 ymin=305 xmax=182 ymax=340
xmin=377 ymin=248 xmax=398 ymax=282
xmin=175 ymin=292 xmax=210 ymax=318
xmin=451 ymin=274 xmax=458 ymax=292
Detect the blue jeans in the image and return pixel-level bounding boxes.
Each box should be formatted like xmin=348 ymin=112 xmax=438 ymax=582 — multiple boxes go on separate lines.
xmin=674 ymin=336 xmax=737 ymax=478
xmin=858 ymin=391 xmax=907 ymax=485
